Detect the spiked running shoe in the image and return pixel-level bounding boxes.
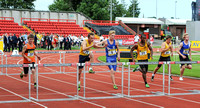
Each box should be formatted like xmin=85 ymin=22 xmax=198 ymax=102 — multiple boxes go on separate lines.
xmin=170 ymin=76 xmax=173 ymax=81
xmin=145 ymin=83 xmax=150 ymax=88
xmin=113 ymin=85 xmax=118 ymax=90
xmin=78 ymin=84 xmax=81 ymax=91
xmin=89 ymin=69 xmax=95 ymax=74
xmin=151 ymin=76 xmax=154 ymax=82
xmin=133 ymin=66 xmax=139 ymax=72
xmin=20 ymin=71 xmax=24 ymax=79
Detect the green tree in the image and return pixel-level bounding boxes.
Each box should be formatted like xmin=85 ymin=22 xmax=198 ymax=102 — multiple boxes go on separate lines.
xmin=49 ymin=0 xmax=74 ymax=11
xmin=0 ymin=0 xmax=35 ymax=9
xmin=111 ymin=0 xmax=127 ymax=20
xmin=125 ymin=0 xmax=140 ymax=17
xmin=76 ymin=0 xmax=110 ymax=20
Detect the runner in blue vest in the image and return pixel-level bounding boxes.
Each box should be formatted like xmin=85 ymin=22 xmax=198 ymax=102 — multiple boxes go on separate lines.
xmin=97 ymin=30 xmax=120 ymax=89
xmin=177 ymin=33 xmax=192 ymax=81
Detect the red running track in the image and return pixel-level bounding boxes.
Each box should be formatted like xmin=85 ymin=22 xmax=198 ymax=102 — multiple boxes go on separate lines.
xmin=0 ymin=49 xmax=200 ymax=108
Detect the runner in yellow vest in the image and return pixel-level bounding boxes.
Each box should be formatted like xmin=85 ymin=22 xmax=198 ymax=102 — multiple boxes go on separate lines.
xmin=130 ymin=34 xmax=153 ymax=88
xmin=78 ymin=32 xmax=107 ymax=91
xmin=151 ymin=35 xmax=173 ymax=81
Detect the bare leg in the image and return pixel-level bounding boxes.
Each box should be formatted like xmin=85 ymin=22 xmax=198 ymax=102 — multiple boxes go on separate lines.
xmin=89 ymin=52 xmax=94 ymax=69
xmin=180 ymin=65 xmax=185 ymax=77
xmin=78 ymin=68 xmax=83 ymax=81
xmin=153 ymin=66 xmax=160 ymax=74
xmin=32 ymin=69 xmax=36 ymax=84
xmin=110 ymin=69 xmax=116 ymax=85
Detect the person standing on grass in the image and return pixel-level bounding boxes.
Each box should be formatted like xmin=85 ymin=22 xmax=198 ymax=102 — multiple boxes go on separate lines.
xmin=97 ymin=30 xmax=120 ymax=89
xmin=177 ymin=33 xmax=192 ymax=81
xmin=78 ymin=32 xmax=107 ymax=91
xmin=130 ymin=34 xmax=153 ymax=88
xmin=151 ymin=35 xmax=173 ymax=81
xmin=20 ymin=34 xmax=41 ymax=88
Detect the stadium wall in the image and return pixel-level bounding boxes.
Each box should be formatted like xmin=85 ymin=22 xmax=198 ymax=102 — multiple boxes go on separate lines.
xmin=0 ymin=9 xmax=91 ymax=27
xmin=186 ymin=21 xmax=200 ymax=41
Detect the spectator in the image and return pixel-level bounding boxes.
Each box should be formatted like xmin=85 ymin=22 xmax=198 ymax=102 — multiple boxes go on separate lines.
xmin=59 ymin=35 xmax=64 ymax=49
xmin=23 ymin=33 xmax=28 ymax=44
xmin=3 ymin=34 xmax=8 ymax=52
xmin=67 ymin=35 xmax=72 ymax=50
xmin=150 ymin=35 xmax=154 ymax=46
xmin=8 ymin=34 xmax=12 ymax=52
xmin=134 ymin=34 xmax=140 ymax=44
xmin=64 ymin=35 xmax=69 ymax=50
xmin=18 ymin=34 xmax=24 ymax=52
xmin=34 ymin=34 xmax=37 ymax=47
xmin=47 ymin=34 xmax=53 ymax=50
xmin=12 ymin=34 xmax=18 ymax=51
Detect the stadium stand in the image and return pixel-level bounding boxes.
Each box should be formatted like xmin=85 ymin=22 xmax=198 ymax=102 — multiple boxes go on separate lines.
xmin=0 ymin=17 xmax=31 ymax=37
xmin=22 ymin=18 xmax=89 ymax=36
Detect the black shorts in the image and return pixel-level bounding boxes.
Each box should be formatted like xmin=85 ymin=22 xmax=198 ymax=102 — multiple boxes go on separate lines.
xmin=148 ymin=53 xmax=150 ymax=59
xmin=138 ymin=59 xmax=148 ymax=73
xmin=158 ymin=56 xmax=171 ymax=68
xmin=23 ymin=62 xmax=35 ymax=74
xmin=179 ymin=55 xmax=191 ymax=67
xmin=78 ymin=55 xmax=90 ymax=69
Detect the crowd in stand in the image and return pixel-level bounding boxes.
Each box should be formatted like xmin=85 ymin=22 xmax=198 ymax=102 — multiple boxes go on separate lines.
xmin=1 ymin=32 xmax=91 ymax=52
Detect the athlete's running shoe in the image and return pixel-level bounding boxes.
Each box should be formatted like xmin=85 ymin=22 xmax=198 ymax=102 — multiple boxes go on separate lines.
xmin=179 ymin=77 xmax=183 ymax=81
xmin=78 ymin=83 xmax=81 ymax=91
xmin=132 ymin=66 xmax=139 ymax=72
xmin=170 ymin=76 xmax=173 ymax=81
xmin=20 ymin=71 xmax=23 ymax=79
xmin=89 ymin=69 xmax=95 ymax=74
xmin=34 ymin=84 xmax=37 ymax=89
xmin=113 ymin=85 xmax=118 ymax=90
xmin=145 ymin=84 xmax=150 ymax=88
xmin=151 ymin=76 xmax=154 ymax=82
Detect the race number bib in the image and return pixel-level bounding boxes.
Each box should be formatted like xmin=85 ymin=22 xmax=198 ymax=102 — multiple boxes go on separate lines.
xmin=139 ymin=51 xmax=147 ymax=56
xmin=164 ymin=51 xmax=171 ymax=55
xmin=183 ymin=49 xmax=189 ymax=54
xmin=83 ymin=51 xmax=90 ymax=55
xmin=108 ymin=50 xmax=116 ymax=56
xmin=28 ymin=50 xmax=34 ymax=57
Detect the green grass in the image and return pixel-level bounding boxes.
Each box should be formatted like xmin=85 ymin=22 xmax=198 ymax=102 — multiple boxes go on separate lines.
xmin=98 ymin=55 xmax=200 ymax=78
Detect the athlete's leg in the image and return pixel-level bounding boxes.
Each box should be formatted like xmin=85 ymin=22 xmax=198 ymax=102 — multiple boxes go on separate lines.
xmin=180 ymin=65 xmax=185 ymax=78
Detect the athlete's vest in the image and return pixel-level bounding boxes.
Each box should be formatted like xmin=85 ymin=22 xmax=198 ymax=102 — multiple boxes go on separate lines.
xmin=161 ymin=42 xmax=171 ymax=57
xmin=137 ymin=42 xmax=148 ymax=60
xmin=23 ymin=43 xmax=36 ymax=63
xmin=106 ymin=39 xmax=117 ymax=58
xmin=79 ymin=39 xmax=93 ymax=56
xmin=180 ymin=41 xmax=190 ymax=55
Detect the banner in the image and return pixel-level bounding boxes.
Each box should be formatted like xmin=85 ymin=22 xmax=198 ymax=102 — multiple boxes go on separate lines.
xmin=122 ymin=40 xmax=135 ymax=45
xmin=191 ymin=41 xmax=200 ymax=48
xmin=0 ymin=37 xmax=3 ymax=52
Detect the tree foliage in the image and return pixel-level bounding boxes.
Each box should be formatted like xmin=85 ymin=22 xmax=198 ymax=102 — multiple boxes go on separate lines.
xmin=125 ymin=0 xmax=140 ymax=17
xmin=0 ymin=0 xmax=36 ymax=9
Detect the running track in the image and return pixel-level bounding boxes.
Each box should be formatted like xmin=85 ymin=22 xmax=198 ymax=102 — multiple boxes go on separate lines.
xmin=0 ymin=49 xmax=200 ymax=108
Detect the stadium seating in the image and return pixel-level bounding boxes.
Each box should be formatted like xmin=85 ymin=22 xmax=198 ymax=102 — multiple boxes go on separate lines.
xmin=0 ymin=19 xmax=31 ymax=37
xmin=23 ymin=20 xmax=89 ymax=36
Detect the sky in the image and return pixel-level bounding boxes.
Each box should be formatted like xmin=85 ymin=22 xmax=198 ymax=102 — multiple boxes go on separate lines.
xmin=33 ymin=0 xmax=196 ymax=19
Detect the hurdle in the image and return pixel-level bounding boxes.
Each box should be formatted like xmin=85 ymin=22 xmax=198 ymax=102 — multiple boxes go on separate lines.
xmin=167 ymin=61 xmax=200 ymax=96
xmin=29 ymin=63 xmax=78 ymax=102
xmin=125 ymin=61 xmax=166 ymax=98
xmin=77 ymin=62 xmax=125 ymax=100
xmin=0 ymin=64 xmax=31 ymax=103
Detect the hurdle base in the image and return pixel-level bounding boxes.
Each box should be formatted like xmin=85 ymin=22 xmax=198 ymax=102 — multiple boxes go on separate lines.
xmin=123 ymin=94 xmax=165 ymax=98
xmin=150 ymin=91 xmax=167 ymax=95
xmin=30 ymin=96 xmax=77 ymax=102
xmin=188 ymin=90 xmax=200 ymax=93
xmin=78 ymin=95 xmax=123 ymax=100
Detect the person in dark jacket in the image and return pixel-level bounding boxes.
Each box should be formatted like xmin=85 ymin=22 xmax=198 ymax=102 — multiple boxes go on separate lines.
xmin=12 ymin=34 xmax=18 ymax=51
xmin=34 ymin=34 xmax=37 ymax=47
xmin=47 ymin=34 xmax=53 ymax=50
xmin=3 ymin=34 xmax=8 ymax=52
xmin=8 ymin=33 xmax=12 ymax=52
xmin=18 ymin=34 xmax=24 ymax=52
xmin=63 ymin=35 xmax=69 ymax=50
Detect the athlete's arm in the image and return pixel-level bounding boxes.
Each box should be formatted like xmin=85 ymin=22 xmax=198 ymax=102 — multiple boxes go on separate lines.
xmin=116 ymin=41 xmax=120 ymax=61
xmin=189 ymin=44 xmax=192 ymax=61
xmin=161 ymin=42 xmax=169 ymax=53
xmin=22 ymin=45 xmax=31 ymax=62
xmin=34 ymin=51 xmax=41 ymax=60
xmin=170 ymin=43 xmax=173 ymax=57
xmin=130 ymin=44 xmax=138 ymax=62
xmin=82 ymin=40 xmax=93 ymax=51
xmin=147 ymin=42 xmax=153 ymax=60
xmin=93 ymin=40 xmax=108 ymax=48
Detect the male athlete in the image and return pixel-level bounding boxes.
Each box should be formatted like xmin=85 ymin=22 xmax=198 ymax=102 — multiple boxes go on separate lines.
xmin=177 ymin=33 xmax=192 ymax=81
xmin=78 ymin=32 xmax=107 ymax=91
xmin=20 ymin=34 xmax=41 ymax=88
xmin=130 ymin=34 xmax=153 ymax=88
xmin=151 ymin=35 xmax=173 ymax=81
xmin=97 ymin=30 xmax=120 ymax=89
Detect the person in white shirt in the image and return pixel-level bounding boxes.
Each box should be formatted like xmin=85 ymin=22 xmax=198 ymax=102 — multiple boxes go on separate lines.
xmin=134 ymin=34 xmax=140 ymax=44
xmin=59 ymin=35 xmax=64 ymax=49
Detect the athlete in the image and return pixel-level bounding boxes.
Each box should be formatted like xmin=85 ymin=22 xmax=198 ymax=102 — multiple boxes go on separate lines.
xmin=20 ymin=34 xmax=41 ymax=88
xmin=130 ymin=34 xmax=153 ymax=88
xmin=78 ymin=32 xmax=107 ymax=91
xmin=97 ymin=30 xmax=120 ymax=89
xmin=177 ymin=33 xmax=192 ymax=81
xmin=151 ymin=35 xmax=173 ymax=81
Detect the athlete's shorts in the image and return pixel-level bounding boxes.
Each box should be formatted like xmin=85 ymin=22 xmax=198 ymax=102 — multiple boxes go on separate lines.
xmin=106 ymin=57 xmax=117 ymax=71
xmin=138 ymin=59 xmax=148 ymax=72
xmin=79 ymin=55 xmax=90 ymax=69
xmin=179 ymin=55 xmax=191 ymax=67
xmin=158 ymin=56 xmax=171 ymax=68
xmin=23 ymin=62 xmax=35 ymax=74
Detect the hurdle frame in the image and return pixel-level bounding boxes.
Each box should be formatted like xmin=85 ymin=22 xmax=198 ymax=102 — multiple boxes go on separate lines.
xmin=77 ymin=62 xmax=125 ymax=100
xmin=29 ymin=63 xmax=78 ymax=102
xmin=124 ymin=61 xmax=166 ymax=98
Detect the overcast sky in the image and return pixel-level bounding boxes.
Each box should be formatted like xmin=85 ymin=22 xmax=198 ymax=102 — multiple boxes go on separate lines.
xmin=34 ymin=0 xmax=196 ymax=19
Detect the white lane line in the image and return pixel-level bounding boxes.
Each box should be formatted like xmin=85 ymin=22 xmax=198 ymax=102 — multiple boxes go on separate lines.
xmin=169 ymin=96 xmax=200 ymax=104
xmin=0 ymin=86 xmax=47 ymax=108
